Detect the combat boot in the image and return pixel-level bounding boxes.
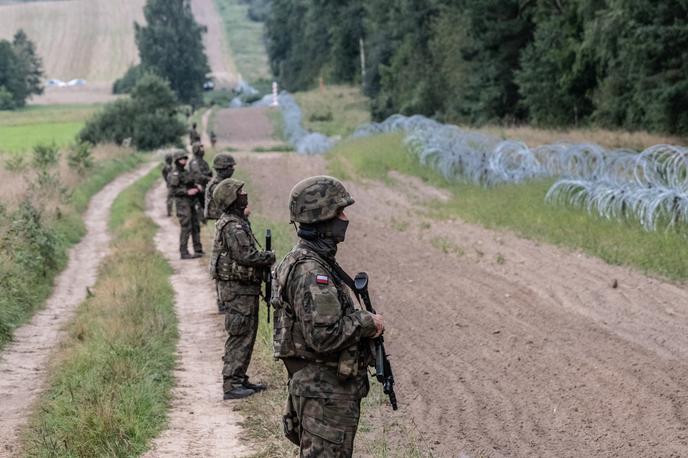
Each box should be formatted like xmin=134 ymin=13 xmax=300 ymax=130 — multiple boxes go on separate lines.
xmin=223 ymin=386 xmax=255 ymax=400
xmin=243 ymin=380 xmax=267 ymax=391
xmin=181 ymin=252 xmax=194 ymax=260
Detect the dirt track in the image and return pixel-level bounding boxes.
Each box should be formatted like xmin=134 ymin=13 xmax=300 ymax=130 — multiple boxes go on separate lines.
xmin=0 ymin=161 xmax=156 ymax=457
xmin=142 ymin=183 xmax=247 ymax=457
xmin=220 ymin=101 xmax=688 ymax=456
xmin=190 ymin=0 xmax=238 ymax=89
xmin=214 ymin=107 xmax=282 ymax=150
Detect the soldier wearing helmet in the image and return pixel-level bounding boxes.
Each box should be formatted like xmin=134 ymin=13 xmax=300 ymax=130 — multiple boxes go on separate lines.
xmin=189 ymin=122 xmax=201 ymax=145
xmin=161 ymin=152 xmax=174 ymax=217
xmin=204 ymin=153 xmax=237 ymax=221
xmin=188 ymin=143 xmax=212 ymax=224
xmin=168 ymin=149 xmax=204 ymax=259
xmin=272 ymin=175 xmax=385 ymax=456
xmin=210 ymin=178 xmax=275 ymax=399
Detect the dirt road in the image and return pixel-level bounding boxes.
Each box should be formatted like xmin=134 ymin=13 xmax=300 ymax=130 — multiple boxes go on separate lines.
xmin=190 ymin=0 xmax=238 ymax=89
xmin=142 ymin=182 xmax=247 ymax=457
xmin=214 ymin=107 xmax=282 ymax=150
xmin=232 ymin=143 xmax=688 ymax=456
xmin=0 ymin=161 xmax=157 ymax=457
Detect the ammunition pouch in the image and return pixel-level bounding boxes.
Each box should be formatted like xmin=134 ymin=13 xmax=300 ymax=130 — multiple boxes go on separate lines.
xmin=216 ymin=252 xmax=261 ymax=283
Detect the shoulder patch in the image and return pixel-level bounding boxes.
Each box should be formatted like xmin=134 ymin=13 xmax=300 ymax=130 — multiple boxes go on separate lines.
xmin=316 ymin=274 xmax=329 ymax=285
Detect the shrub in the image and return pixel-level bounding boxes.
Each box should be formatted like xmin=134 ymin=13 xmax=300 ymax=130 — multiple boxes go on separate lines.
xmin=112 ymin=64 xmax=147 ymax=94
xmin=79 ymin=74 xmax=185 ymax=150
xmin=67 ymin=142 xmax=93 ymax=175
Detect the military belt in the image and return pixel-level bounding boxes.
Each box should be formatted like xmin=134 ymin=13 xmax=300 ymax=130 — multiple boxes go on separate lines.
xmin=282 ymin=357 xmax=338 ymax=378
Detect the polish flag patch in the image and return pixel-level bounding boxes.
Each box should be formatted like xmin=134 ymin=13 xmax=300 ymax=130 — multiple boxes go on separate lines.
xmin=316 ymin=275 xmax=329 ymax=285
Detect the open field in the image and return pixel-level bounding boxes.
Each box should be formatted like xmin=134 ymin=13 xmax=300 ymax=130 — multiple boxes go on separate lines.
xmin=0 ymin=0 xmax=144 ymax=84
xmin=191 ymin=0 xmax=239 ymax=89
xmin=0 ymin=104 xmax=98 ymax=154
xmin=214 ymin=0 xmax=270 ymax=82
xmin=294 ymin=85 xmax=370 ymax=138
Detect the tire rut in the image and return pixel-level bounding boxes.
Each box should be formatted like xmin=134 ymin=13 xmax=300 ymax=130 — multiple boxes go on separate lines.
xmin=0 ymin=161 xmax=157 ymax=457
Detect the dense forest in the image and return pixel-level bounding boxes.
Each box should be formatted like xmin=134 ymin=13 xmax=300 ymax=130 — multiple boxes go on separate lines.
xmin=258 ymin=0 xmax=688 ymax=135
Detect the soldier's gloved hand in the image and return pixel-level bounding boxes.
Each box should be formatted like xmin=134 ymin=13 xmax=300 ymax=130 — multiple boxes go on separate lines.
xmin=265 ymin=250 xmax=276 ymax=264
xmin=187 ymin=188 xmax=199 ymax=196
xmin=371 ymin=313 xmax=385 ymax=338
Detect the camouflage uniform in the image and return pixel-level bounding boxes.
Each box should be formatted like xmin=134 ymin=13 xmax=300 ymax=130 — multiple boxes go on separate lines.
xmin=189 ymin=125 xmax=201 ymax=144
xmin=210 ymin=179 xmax=275 ymax=396
xmin=205 ymin=154 xmax=237 ymax=221
xmin=273 ymin=176 xmax=378 ymax=457
xmin=161 ymin=153 xmax=174 ymax=217
xmin=188 ymin=146 xmax=213 ymax=222
xmin=168 ymin=150 xmax=203 ymax=257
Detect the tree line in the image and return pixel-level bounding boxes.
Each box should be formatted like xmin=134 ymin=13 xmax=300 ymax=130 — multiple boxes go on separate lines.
xmin=0 ymin=30 xmax=43 ymax=109
xmin=264 ymin=0 xmax=688 ymax=135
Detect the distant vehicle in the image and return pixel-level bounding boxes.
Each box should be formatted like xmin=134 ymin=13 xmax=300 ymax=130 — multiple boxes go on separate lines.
xmin=47 ymin=79 xmax=66 ymax=87
xmin=67 ymin=79 xmax=87 ymax=87
xmin=203 ymin=80 xmax=215 ymax=91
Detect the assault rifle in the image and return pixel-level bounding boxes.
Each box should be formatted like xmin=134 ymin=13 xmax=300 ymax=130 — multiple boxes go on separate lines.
xmin=265 ymin=229 xmax=272 ymax=323
xmin=353 ymin=272 xmax=398 ymax=411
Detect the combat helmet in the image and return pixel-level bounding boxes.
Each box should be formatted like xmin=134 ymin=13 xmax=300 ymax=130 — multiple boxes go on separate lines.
xmin=289 ymin=176 xmax=354 ymax=224
xmin=213 ymin=153 xmax=236 ymax=170
xmin=213 ymin=178 xmax=245 ymax=209
xmin=173 ymin=149 xmax=188 ymax=162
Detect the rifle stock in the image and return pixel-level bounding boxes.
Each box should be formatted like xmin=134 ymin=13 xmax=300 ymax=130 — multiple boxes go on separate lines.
xmin=354 ymin=272 xmax=398 ymax=411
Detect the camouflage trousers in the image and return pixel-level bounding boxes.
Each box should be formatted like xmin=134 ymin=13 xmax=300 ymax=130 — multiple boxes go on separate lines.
xmin=222 ymin=290 xmax=259 ymax=392
xmin=166 ymin=194 xmax=173 ymax=217
xmin=176 ymin=200 xmax=202 ymax=254
xmin=290 ymin=393 xmax=360 ymax=458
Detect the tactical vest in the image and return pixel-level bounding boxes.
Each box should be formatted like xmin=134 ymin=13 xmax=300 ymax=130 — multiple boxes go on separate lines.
xmin=212 ymin=214 xmax=262 ymax=283
xmin=271 ymin=246 xmax=359 ymax=371
xmin=205 ymin=178 xmax=222 ymax=220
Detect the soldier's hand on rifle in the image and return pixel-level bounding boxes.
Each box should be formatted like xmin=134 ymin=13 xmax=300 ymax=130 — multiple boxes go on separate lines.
xmin=244 ymin=207 xmax=252 ymax=217
xmin=187 ymin=188 xmax=199 ymax=196
xmin=371 ymin=313 xmax=385 ymax=338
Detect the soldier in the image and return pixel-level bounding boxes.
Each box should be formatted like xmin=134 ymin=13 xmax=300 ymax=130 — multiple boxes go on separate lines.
xmin=189 ymin=122 xmax=201 ymax=145
xmin=210 ymin=130 xmax=218 ymax=149
xmin=272 ymin=176 xmax=385 ymax=457
xmin=210 ymin=179 xmax=275 ymax=399
xmin=206 ymin=153 xmax=237 ymax=313
xmin=189 ymin=143 xmax=213 ymax=223
xmin=204 ymin=153 xmax=237 ymax=221
xmin=168 ymin=150 xmax=204 ymax=259
xmin=161 ymin=153 xmax=174 ymax=217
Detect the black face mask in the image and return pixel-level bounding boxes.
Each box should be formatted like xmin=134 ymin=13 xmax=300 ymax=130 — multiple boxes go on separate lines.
xmin=299 ymin=218 xmax=349 ymax=243
xmin=236 ymin=193 xmax=248 ymax=209
xmin=219 ymin=168 xmax=234 ymax=180
xmin=329 ymin=218 xmax=349 ymax=243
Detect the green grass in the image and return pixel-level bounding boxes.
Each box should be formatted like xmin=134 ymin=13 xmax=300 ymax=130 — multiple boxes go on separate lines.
xmin=0 ymin=105 xmax=98 ymax=155
xmin=329 ymin=133 xmax=688 ymax=282
xmin=294 ymin=85 xmax=370 ymax=138
xmin=214 ymin=0 xmax=271 ymax=82
xmin=0 ymin=153 xmax=146 ymax=350
xmin=23 ymin=168 xmax=178 ymax=457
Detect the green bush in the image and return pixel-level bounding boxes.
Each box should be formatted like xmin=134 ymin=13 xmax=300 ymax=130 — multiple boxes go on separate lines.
xmin=67 ymin=142 xmax=94 ymax=175
xmin=112 ymin=64 xmax=147 ymax=94
xmin=79 ymin=74 xmax=185 ymax=150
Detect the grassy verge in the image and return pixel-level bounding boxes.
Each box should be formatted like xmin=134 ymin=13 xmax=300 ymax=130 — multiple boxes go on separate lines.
xmin=23 ymin=168 xmax=178 ymax=456
xmin=329 ymin=133 xmax=688 ymax=281
xmin=294 ymin=85 xmax=370 ymax=138
xmin=214 ymin=0 xmax=270 ymax=82
xmin=0 ymin=104 xmax=98 ymax=155
xmin=0 ymin=153 xmax=146 ymax=350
